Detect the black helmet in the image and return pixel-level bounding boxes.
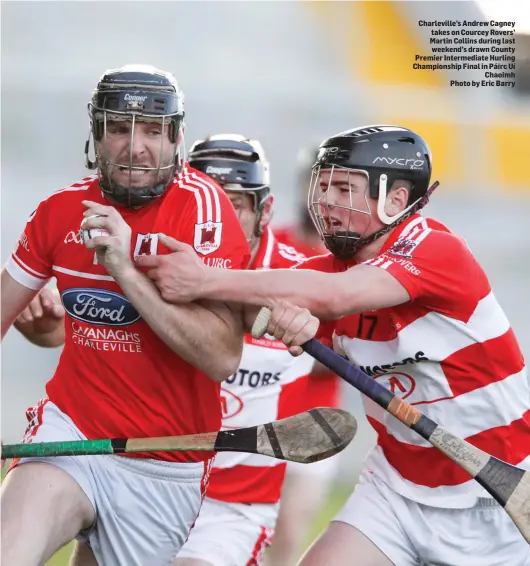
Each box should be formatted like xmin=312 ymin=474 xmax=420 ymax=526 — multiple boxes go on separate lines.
xmin=188 ymin=134 xmax=271 ymax=236
xmin=85 ymin=64 xmax=185 ymax=208
xmin=308 ymin=125 xmax=438 ymax=259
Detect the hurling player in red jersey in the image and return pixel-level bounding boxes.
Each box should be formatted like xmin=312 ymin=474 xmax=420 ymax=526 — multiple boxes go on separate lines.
xmin=12 ymin=134 xmax=314 ymax=566
xmin=0 ymin=65 xmax=249 ymax=566
xmin=134 ymin=125 xmax=530 ymax=566
xmin=270 ymin=147 xmax=344 ymax=566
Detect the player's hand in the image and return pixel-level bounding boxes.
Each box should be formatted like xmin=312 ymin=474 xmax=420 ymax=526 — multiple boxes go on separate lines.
xmin=14 ymin=288 xmax=65 ymax=335
xmin=263 ymin=302 xmax=319 ymax=357
xmin=81 ymin=201 xmax=133 ymax=278
xmin=135 ymin=234 xmax=209 ymax=303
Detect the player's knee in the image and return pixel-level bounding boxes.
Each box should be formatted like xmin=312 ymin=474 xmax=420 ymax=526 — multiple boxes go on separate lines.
xmin=300 ymin=523 xmax=393 ymax=566
xmin=2 ymin=462 xmax=95 ymax=531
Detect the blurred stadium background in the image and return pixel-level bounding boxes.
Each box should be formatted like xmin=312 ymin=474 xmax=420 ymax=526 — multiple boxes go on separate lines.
xmin=1 ymin=1 xmax=529 ymax=564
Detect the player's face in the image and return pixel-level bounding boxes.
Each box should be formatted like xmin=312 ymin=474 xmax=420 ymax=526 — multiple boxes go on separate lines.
xmin=97 ymin=118 xmax=176 ymax=189
xmin=313 ymin=169 xmax=380 ymax=237
xmin=226 ymin=190 xmax=257 ymax=241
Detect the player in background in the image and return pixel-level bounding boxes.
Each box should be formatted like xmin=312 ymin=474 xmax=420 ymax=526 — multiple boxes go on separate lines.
xmin=170 ymin=134 xmax=316 ymax=566
xmin=269 ymin=147 xmax=343 ymax=565
xmin=274 ymin=146 xmax=328 ymax=257
xmin=135 ymin=125 xmax=530 ymax=565
xmin=0 ymin=64 xmax=249 ymax=566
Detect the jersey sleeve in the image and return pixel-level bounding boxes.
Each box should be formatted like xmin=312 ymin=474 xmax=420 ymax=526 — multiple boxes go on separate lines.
xmin=365 ymin=230 xmax=490 ymax=320
xmin=293 ymin=253 xmax=338 ymax=344
xmin=161 ymin=178 xmax=250 ymax=270
xmin=5 ymin=199 xmax=55 ymax=290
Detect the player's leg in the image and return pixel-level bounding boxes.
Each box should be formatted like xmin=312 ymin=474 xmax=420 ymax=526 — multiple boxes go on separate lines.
xmin=175 ymin=498 xmax=275 ymax=566
xmin=1 ymin=462 xmax=95 ymax=566
xmin=299 ymin=522 xmax=394 ymax=566
xmin=298 ymin=469 xmax=419 ymax=566
xmin=69 ymin=542 xmax=99 ymax=566
xmin=266 ymin=463 xmax=331 ymax=565
xmin=1 ymin=400 xmax=96 ymax=566
xmin=266 ymin=415 xmax=347 ymax=566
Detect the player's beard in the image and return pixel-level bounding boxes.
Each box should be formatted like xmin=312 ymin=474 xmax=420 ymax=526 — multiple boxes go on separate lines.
xmin=99 ymin=160 xmax=176 ymax=208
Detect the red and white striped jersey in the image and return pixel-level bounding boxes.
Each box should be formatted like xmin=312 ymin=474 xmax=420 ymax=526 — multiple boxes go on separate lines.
xmin=274 ymin=224 xmax=341 ymax=411
xmin=6 ymin=165 xmax=250 ymax=463
xmin=304 ymin=214 xmax=530 ymax=508
xmin=206 ymin=227 xmax=315 ymax=504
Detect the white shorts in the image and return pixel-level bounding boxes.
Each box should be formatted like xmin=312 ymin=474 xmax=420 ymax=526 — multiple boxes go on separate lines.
xmin=334 ymin=469 xmax=530 ymax=566
xmin=12 ymin=399 xmax=211 ymax=566
xmin=177 ymin=497 xmax=276 ymax=566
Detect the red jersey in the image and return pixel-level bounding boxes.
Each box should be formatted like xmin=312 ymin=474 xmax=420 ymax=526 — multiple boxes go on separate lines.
xmin=274 ymin=223 xmax=341 ymax=410
xmin=6 ymin=165 xmax=250 ymax=463
xmin=274 ymin=224 xmax=327 ymax=259
xmin=207 ymin=227 xmax=314 ymax=504
xmin=301 ymin=214 xmax=530 ymax=506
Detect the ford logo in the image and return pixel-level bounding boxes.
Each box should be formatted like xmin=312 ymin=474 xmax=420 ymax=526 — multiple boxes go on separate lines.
xmin=61 ymin=288 xmax=141 ymax=326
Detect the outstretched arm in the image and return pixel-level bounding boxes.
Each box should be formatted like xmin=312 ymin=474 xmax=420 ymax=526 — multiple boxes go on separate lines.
xmin=1 ymin=269 xmax=39 ymax=340
xmin=137 ymin=236 xmax=410 ymax=320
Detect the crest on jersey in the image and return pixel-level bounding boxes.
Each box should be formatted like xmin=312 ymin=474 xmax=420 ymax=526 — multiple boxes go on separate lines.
xmin=194 ymin=221 xmax=222 ymax=255
xmin=133 ymin=233 xmax=159 ymax=258
xmin=386 ymin=238 xmax=418 ymax=259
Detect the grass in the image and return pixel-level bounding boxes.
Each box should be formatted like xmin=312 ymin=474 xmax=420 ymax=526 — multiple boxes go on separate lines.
xmin=46 ymin=544 xmax=74 ymax=566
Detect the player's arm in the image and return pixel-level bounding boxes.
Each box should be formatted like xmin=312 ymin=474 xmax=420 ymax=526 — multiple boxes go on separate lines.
xmin=138 ymin=241 xmax=409 ymax=320
xmin=114 ymin=266 xmax=244 ymax=382
xmin=1 ymin=269 xmax=39 ymax=340
xmin=3 ymin=199 xmax=58 ymax=342
xmin=13 ymin=288 xmax=65 ymax=348
xmin=210 ymin=263 xmax=409 ymax=319
xmin=82 ymin=201 xmax=245 ymax=382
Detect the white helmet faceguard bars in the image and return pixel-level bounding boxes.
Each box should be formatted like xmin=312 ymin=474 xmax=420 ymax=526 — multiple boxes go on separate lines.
xmin=85 ymin=64 xmax=185 ymax=208
xmin=188 ymin=134 xmax=271 ymax=237
xmin=308 ymin=125 xmax=439 ymax=259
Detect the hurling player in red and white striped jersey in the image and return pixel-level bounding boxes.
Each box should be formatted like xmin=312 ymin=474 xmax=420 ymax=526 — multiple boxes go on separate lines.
xmin=0 ymin=65 xmax=249 ymax=566
xmin=135 ymin=125 xmax=530 ymax=566
xmin=167 ymin=134 xmax=316 ymax=566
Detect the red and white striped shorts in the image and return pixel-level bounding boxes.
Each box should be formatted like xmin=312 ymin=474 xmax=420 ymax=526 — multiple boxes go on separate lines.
xmin=178 ymin=497 xmax=277 ymax=565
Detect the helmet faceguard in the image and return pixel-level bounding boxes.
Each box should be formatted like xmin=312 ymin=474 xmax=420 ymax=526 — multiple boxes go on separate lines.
xmin=188 ymin=134 xmax=271 ymax=237
xmin=85 ymin=64 xmax=185 ymax=208
xmin=308 ymin=125 xmax=439 ymax=259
